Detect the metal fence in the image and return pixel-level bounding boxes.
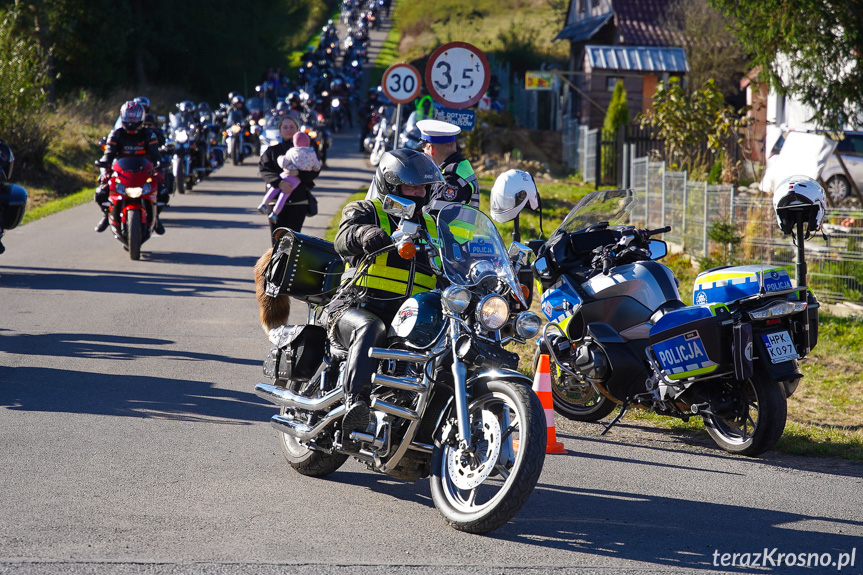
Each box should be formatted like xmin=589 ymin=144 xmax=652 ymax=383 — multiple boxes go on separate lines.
xmin=630 ymin=156 xmax=863 ymax=304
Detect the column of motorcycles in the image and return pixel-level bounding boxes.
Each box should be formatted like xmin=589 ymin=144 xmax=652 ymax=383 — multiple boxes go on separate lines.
xmin=252 ymin=175 xmax=826 ymax=533
xmin=94 ymin=99 xmax=233 ymax=260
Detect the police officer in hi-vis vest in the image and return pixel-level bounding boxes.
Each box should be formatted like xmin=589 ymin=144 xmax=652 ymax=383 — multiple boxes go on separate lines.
xmin=329 ymin=149 xmax=445 ymax=442
xmin=416 ymin=119 xmax=480 ymax=209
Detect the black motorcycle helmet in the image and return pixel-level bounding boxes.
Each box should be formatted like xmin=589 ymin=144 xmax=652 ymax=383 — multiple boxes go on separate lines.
xmin=373 ymin=149 xmax=444 ymax=208
xmin=231 ymin=95 xmax=245 ymax=108
xmin=286 ymin=92 xmax=301 ymax=107
xmin=178 ymin=100 xmax=196 ymax=113
xmin=0 ymin=140 xmax=13 ymax=180
xmin=120 ymin=100 xmax=144 ymax=133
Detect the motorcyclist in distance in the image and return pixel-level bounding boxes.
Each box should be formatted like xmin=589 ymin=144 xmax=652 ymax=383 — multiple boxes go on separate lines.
xmin=95 ymin=100 xmax=166 ymax=235
xmin=358 ymin=87 xmax=381 ymax=152
xmin=328 ymin=149 xmax=445 ymax=444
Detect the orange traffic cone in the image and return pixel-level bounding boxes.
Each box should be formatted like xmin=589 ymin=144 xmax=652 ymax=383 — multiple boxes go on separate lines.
xmin=533 ymin=353 xmax=567 ymax=454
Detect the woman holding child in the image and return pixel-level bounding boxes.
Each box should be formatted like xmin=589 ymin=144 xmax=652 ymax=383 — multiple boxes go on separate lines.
xmin=257 ymin=115 xmax=321 ymax=239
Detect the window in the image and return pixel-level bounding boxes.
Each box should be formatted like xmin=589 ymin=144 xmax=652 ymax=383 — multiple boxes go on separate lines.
xmin=578 ymin=0 xmax=585 ymax=13
xmin=606 ymin=76 xmax=620 ymax=92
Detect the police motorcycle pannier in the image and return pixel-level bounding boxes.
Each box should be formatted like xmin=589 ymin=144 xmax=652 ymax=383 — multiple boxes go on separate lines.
xmin=263 ymin=228 xmax=345 ymax=304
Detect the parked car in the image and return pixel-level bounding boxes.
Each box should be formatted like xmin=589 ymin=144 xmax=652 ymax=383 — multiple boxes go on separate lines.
xmin=765 ymin=130 xmax=863 ymax=203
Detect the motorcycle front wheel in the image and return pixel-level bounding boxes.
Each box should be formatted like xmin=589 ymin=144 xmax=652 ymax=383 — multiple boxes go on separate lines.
xmin=127 ymin=209 xmax=141 ymax=261
xmin=174 ymin=159 xmax=186 ymax=194
xmin=702 ymin=367 xmax=787 ymax=457
xmin=429 ymin=379 xmax=546 ymax=534
xmin=533 ymin=345 xmax=616 ymax=422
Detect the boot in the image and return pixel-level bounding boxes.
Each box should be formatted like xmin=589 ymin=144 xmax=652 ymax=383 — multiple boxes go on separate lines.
xmin=257 ymin=203 xmax=268 ymax=215
xmin=154 ymin=218 xmax=165 ymax=235
xmin=268 ymin=211 xmax=279 ymax=225
xmin=0 ymin=238 xmax=5 ymax=255
xmin=341 ymin=394 xmax=370 ymax=443
xmin=95 ymin=214 xmax=109 ymax=233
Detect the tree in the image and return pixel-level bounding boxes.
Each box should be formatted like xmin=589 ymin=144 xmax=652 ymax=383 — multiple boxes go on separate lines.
xmin=639 ymin=77 xmax=748 ymax=179
xmin=0 ymin=1 xmax=54 ymax=170
xmin=708 ymin=0 xmax=863 ymax=132
xmin=663 ymin=0 xmax=746 ymax=98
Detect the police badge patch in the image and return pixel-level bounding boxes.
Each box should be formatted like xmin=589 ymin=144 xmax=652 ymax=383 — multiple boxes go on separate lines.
xmin=444 ymin=186 xmax=457 ymax=200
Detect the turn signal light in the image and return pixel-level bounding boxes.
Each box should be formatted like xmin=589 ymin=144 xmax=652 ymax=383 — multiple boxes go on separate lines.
xmin=398 ymin=241 xmax=416 ymax=260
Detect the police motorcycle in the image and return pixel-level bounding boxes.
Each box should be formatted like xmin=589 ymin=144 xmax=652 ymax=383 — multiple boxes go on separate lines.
xmin=0 ymin=140 xmax=27 ymax=255
xmin=254 ymin=196 xmax=547 ymax=534
xmin=502 ymin=180 xmax=823 ymax=457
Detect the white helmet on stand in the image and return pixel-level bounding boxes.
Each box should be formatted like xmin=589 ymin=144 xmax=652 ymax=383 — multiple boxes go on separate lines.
xmin=772 ymin=175 xmax=827 ymax=237
xmin=489 ymin=169 xmax=539 ymax=223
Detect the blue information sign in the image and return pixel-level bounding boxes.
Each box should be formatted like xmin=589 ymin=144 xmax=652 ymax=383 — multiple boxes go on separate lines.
xmin=433 ymin=105 xmax=476 ymax=131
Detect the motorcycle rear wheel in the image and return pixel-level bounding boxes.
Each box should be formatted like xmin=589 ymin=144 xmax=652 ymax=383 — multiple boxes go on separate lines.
xmin=127 ymin=210 xmax=142 ymax=261
xmin=703 ymin=368 xmax=787 ymax=457
xmin=429 ymin=380 xmax=546 ymax=534
xmin=534 ymin=345 xmax=616 ymax=422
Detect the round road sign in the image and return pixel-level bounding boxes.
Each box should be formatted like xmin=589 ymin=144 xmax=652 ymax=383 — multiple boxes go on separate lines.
xmin=381 ymin=63 xmax=422 ymax=104
xmin=424 ymin=42 xmax=491 ymax=109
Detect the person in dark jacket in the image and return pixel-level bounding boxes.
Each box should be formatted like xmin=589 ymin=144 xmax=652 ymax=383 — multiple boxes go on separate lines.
xmin=328 ymin=149 xmax=444 ymax=444
xmin=95 ymin=100 xmax=166 ymax=234
xmin=258 ymin=115 xmax=320 ymax=238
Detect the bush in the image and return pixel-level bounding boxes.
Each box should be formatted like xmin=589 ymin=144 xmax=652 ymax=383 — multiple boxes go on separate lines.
xmin=0 ymin=4 xmax=55 ymax=175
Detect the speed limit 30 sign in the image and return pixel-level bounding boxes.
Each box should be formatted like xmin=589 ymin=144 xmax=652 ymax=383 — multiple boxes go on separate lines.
xmin=381 ymin=63 xmax=422 ymax=104
xmin=425 ymin=42 xmax=491 ymax=109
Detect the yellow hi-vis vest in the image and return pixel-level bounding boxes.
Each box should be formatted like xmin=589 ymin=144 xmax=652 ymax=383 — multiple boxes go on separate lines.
xmin=348 ymin=199 xmax=439 ymax=297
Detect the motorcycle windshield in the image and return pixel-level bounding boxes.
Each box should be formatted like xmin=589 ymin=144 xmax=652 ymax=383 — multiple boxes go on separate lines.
xmin=557 ymin=188 xmax=639 ymax=234
xmin=435 ymin=203 xmax=524 ymax=302
xmin=112 ymin=156 xmax=152 ymax=174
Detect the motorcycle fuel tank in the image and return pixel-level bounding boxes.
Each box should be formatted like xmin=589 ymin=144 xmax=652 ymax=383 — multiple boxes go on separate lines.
xmin=391 ymin=292 xmax=445 ymax=349
xmin=582 ymin=260 xmax=681 ymax=312
xmin=693 ymin=265 xmax=793 ymax=305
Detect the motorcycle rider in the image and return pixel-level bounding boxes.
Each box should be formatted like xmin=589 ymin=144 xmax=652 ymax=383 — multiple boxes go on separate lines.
xmin=329 ymin=149 xmax=445 ymax=442
xmin=357 ymin=87 xmax=381 ymax=152
xmin=113 ymin=95 xmax=151 ymax=129
xmin=95 ymin=100 xmax=167 ymax=235
xmin=0 ymin=137 xmax=13 ymax=254
xmin=416 ymin=119 xmax=480 ymax=208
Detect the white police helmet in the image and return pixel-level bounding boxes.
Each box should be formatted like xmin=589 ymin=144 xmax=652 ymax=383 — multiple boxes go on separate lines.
xmin=772 ymin=175 xmax=827 ymax=238
xmin=489 ymin=169 xmax=539 ymax=223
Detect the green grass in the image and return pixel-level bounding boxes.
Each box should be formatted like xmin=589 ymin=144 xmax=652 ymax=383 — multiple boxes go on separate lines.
xmin=21 ymin=188 xmax=92 ymax=225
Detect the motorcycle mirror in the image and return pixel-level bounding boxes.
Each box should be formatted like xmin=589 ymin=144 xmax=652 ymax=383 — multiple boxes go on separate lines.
xmin=649 ymin=240 xmax=668 ymax=260
xmin=508 ymin=241 xmax=532 ymax=268
xmin=533 ymin=256 xmax=552 ymax=279
xmin=382 ymin=195 xmax=416 ymax=220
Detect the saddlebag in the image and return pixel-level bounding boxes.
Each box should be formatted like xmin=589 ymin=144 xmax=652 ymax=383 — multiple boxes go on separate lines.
xmin=263 ymin=324 xmax=327 ymax=382
xmin=648 ymin=305 xmax=732 ymax=379
xmin=264 ymin=228 xmax=345 ymax=305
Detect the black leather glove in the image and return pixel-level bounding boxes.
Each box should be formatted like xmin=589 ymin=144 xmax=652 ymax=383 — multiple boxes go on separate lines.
xmin=360 ymin=226 xmax=392 ymax=254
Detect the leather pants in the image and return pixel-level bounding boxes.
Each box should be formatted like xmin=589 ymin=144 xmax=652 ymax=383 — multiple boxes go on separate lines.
xmin=332 ymin=307 xmax=386 ymax=398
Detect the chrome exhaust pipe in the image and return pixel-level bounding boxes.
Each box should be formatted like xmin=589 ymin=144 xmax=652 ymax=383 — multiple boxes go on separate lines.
xmin=255 ymin=383 xmax=343 ymax=411
xmin=270 ymin=404 xmax=346 ymax=440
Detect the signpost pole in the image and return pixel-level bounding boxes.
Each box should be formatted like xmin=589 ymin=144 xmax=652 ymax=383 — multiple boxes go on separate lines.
xmin=394 ymin=103 xmax=401 ymax=150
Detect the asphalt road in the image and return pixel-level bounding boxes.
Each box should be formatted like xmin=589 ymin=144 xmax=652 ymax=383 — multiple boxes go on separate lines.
xmin=2 ymin=23 xmax=863 ymax=575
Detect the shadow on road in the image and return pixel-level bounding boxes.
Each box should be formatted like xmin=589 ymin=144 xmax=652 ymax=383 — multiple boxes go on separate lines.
xmin=492 ymin=481 xmax=863 ymax=572
xmin=0 ymin=266 xmax=253 ymax=294
xmin=0 ymin=365 xmax=271 ymax=423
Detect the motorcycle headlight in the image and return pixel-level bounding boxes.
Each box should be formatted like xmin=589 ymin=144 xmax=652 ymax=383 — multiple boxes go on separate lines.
xmin=476 ymin=294 xmax=509 ymax=331
xmin=442 ymin=285 xmax=471 ymax=314
xmin=748 ymin=300 xmax=807 ymax=320
xmin=308 ymin=130 xmax=318 ymax=139
xmin=125 ymin=187 xmax=143 ymax=198
xmin=514 ymin=311 xmax=542 ymax=339
xmin=176 ymin=131 xmax=188 ymax=143
xmin=332 ymin=98 xmax=340 ymax=108
xmin=231 ymin=125 xmax=241 ymax=134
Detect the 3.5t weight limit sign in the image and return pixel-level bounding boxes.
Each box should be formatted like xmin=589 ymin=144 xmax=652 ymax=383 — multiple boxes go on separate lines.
xmin=381 ymin=63 xmax=422 ymax=104
xmin=425 ymin=42 xmax=491 ymax=109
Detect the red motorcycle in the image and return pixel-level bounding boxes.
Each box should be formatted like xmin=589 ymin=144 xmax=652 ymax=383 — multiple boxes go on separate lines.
xmin=103 ymin=156 xmax=161 ymax=260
